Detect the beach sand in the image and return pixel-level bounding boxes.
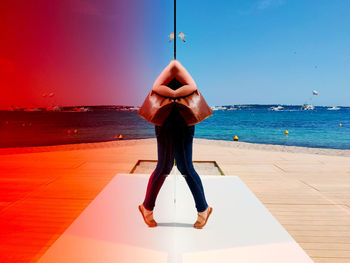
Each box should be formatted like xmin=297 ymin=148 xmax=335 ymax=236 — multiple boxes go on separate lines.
xmin=1 ymin=138 xmax=350 ymax=262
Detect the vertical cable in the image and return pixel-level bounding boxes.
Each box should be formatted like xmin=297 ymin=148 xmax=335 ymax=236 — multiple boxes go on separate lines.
xmin=174 ymin=0 xmax=177 ymax=209
xmin=174 ymin=0 xmax=176 ymax=60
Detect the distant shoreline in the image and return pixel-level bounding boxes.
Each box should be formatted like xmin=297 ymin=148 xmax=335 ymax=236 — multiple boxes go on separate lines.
xmin=1 ymin=106 xmax=349 ymax=151
xmin=1 ymin=103 xmax=350 ymax=112
xmin=0 ymin=138 xmax=349 ymax=157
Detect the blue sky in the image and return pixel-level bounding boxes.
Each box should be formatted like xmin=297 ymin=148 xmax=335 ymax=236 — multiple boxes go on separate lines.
xmin=2 ymin=0 xmax=348 ymax=108
xmin=142 ymin=0 xmax=350 ymax=107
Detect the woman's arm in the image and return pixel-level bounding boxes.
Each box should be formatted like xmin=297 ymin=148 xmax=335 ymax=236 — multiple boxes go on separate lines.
xmin=170 ymin=60 xmax=197 ymax=88
xmin=153 ymin=84 xmax=197 ymax=98
xmin=152 ymin=61 xmax=175 ymax=89
xmin=152 ymin=60 xmax=197 ymax=88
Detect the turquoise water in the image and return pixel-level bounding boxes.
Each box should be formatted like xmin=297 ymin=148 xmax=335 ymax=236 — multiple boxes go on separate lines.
xmin=195 ymin=106 xmax=350 ymax=149
xmin=1 ymin=105 xmax=350 ymax=149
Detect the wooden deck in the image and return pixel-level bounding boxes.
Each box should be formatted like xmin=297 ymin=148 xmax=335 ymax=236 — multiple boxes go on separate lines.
xmin=36 ymin=174 xmax=314 ymax=263
xmin=1 ymin=138 xmax=350 ymax=263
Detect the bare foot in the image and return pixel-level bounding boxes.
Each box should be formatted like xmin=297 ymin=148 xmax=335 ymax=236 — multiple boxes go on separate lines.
xmin=194 ymin=206 xmax=213 ymax=229
xmin=138 ymin=204 xmax=157 ymax=227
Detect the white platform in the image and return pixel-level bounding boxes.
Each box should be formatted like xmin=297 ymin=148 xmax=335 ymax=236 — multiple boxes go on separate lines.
xmin=36 ymin=173 xmax=314 ymax=263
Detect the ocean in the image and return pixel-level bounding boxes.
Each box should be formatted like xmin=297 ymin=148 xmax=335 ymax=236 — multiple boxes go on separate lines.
xmin=1 ymin=105 xmax=350 ymax=150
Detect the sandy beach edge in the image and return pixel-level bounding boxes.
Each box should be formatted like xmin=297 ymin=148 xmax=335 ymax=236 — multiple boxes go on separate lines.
xmin=0 ymin=138 xmax=349 ymax=157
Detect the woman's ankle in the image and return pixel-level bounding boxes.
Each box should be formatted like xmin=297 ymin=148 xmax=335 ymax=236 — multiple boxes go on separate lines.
xmin=142 ymin=203 xmax=153 ymax=212
xmin=198 ymin=205 xmax=209 ymax=214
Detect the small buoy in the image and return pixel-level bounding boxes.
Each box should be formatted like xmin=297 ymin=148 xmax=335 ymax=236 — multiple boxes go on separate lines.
xmin=339 ymin=123 xmax=342 ymax=127
xmin=284 ymin=130 xmax=289 ymax=135
xmin=233 ymin=135 xmax=239 ymax=141
xmin=67 ymin=129 xmax=71 ymax=134
xmin=21 ymin=123 xmax=26 ymax=127
xmin=114 ymin=135 xmax=118 ymax=140
xmin=118 ymin=134 xmax=123 ymax=140
xmin=74 ymin=129 xmax=78 ymax=134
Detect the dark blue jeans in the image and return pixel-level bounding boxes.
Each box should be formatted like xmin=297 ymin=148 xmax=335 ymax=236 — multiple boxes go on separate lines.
xmin=142 ymin=108 xmax=209 ymax=213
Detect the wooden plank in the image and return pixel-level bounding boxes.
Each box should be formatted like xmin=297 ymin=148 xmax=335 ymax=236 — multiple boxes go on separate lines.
xmin=0 ymin=138 xmax=350 ymax=262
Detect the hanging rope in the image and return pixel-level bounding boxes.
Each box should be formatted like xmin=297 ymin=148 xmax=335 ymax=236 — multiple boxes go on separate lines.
xmin=173 ymin=0 xmax=177 ymax=208
xmin=174 ymin=0 xmax=176 ymax=60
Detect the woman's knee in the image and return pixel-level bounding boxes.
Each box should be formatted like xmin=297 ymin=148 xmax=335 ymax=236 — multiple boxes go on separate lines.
xmin=176 ymin=161 xmax=194 ymax=176
xmin=155 ymin=159 xmax=174 ymax=175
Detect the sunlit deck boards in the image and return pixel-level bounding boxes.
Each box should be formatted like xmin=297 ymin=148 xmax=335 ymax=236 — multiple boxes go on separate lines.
xmin=0 ymin=138 xmax=350 ymax=262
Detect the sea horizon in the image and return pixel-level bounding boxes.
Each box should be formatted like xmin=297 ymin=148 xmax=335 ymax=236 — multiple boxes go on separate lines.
xmin=1 ymin=104 xmax=349 ymax=150
xmin=1 ymin=103 xmax=350 ymax=112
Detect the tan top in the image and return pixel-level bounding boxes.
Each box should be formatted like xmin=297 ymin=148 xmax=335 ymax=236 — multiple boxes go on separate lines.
xmin=138 ymin=60 xmax=213 ymax=126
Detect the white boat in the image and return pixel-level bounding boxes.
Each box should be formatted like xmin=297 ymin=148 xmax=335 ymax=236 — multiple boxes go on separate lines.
xmin=69 ymin=107 xmax=90 ymax=112
xmin=80 ymin=107 xmax=90 ymax=112
xmin=211 ymin=106 xmax=226 ymax=111
xmin=301 ymin=104 xmax=314 ymax=110
xmin=52 ymin=106 xmax=62 ymax=111
xmin=269 ymin=105 xmax=284 ymax=111
xmin=327 ymin=106 xmax=340 ymax=111
xmin=128 ymin=106 xmax=140 ymax=111
xmin=119 ymin=108 xmax=130 ymax=111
